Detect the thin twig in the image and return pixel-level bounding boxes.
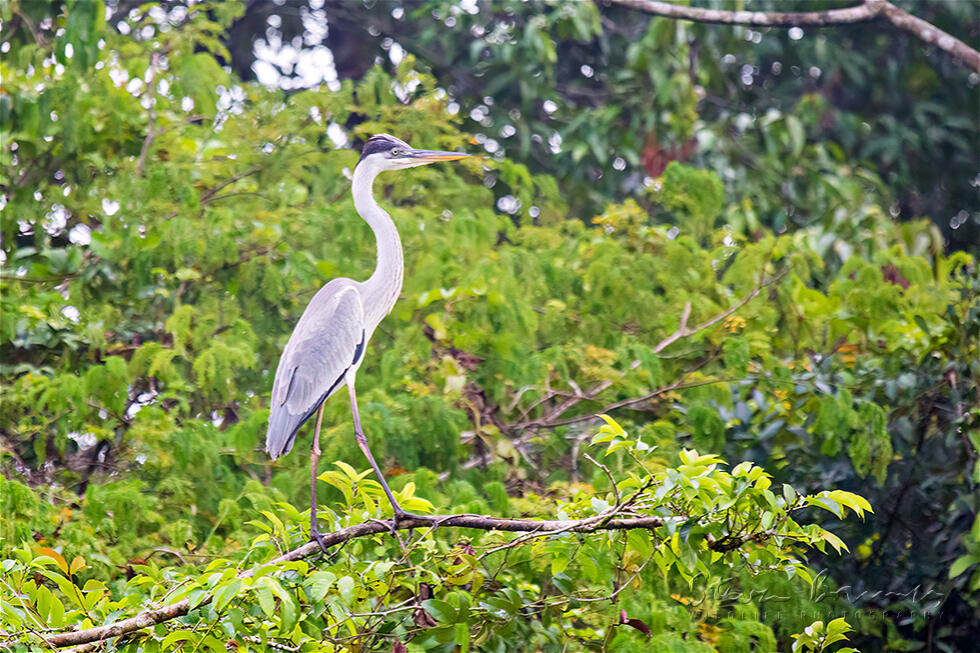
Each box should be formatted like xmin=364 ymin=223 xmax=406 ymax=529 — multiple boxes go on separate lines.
xmin=199 ymin=165 xmax=264 ymax=203
xmin=136 ymin=52 xmax=162 ymax=177
xmin=513 ymin=269 xmax=783 ymax=431
xmin=583 ymin=453 xmax=621 ymax=505
xmin=651 ymin=270 xmax=786 ymax=356
xmin=574 ymin=552 xmax=655 ymax=603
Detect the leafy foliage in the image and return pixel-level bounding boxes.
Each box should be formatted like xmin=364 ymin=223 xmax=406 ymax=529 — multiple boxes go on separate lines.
xmin=3 ymin=418 xmax=868 ymax=651
xmin=306 ymin=0 xmax=979 ymax=250
xmin=0 ymin=1 xmax=977 ymax=651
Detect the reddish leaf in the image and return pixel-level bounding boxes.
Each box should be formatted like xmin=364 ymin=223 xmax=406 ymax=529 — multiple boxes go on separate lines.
xmin=618 ymin=609 xmax=652 ymax=637
xmin=641 ymin=132 xmax=698 ymax=177
xmin=881 ymin=263 xmax=910 ymax=289
xmin=413 ymin=584 xmax=438 ymax=628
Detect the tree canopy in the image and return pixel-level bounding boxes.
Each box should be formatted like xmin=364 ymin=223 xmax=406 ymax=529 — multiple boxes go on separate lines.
xmin=0 ymin=1 xmax=977 ymax=652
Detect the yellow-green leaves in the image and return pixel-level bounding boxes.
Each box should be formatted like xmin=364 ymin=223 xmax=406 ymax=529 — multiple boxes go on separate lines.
xmin=791 ymin=618 xmax=857 ymax=653
xmin=655 ymin=162 xmax=725 ymax=241
xmin=806 ymin=491 xmax=874 ymax=520
xmin=591 ymin=413 xmax=653 ymax=456
xmin=850 ymin=402 xmax=893 ymax=485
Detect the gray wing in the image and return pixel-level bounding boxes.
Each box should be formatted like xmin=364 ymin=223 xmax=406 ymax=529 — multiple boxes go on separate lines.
xmin=266 ymin=279 xmax=366 ymax=459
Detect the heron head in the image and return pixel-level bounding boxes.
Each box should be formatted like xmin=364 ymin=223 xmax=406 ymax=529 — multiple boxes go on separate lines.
xmin=358 ymin=133 xmax=468 ymax=171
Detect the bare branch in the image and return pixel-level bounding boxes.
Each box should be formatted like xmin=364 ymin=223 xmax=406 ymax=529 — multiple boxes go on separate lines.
xmin=199 ymin=165 xmax=264 ymax=204
xmin=583 ymin=452 xmax=621 ymax=505
xmin=538 ymin=374 xmax=734 ymax=428
xmin=136 ymin=51 xmax=162 ymax=178
xmin=607 ymin=0 xmax=980 ymax=72
xmin=608 ymin=0 xmax=880 ymax=26
xmin=651 ymin=270 xmax=785 ymax=355
xmin=46 ymin=513 xmax=669 ymax=650
xmin=878 ymin=1 xmax=980 ymax=72
xmin=514 ymin=269 xmax=782 ymax=431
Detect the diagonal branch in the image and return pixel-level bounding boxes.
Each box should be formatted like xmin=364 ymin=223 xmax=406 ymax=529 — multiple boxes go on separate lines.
xmin=136 ymin=51 xmax=163 ymax=178
xmin=608 ymin=0 xmax=880 ymax=25
xmin=199 ymin=164 xmax=264 ymax=204
xmin=607 ymin=0 xmax=980 ymax=72
xmin=518 ymin=268 xmax=785 ymax=430
xmin=651 ymin=268 xmax=786 ymax=355
xmin=876 ymin=1 xmax=980 ymax=72
xmin=44 ymin=513 xmax=671 ymax=650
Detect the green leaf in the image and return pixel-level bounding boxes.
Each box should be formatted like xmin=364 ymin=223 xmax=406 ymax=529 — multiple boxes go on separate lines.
xmin=161 ymin=631 xmax=199 ymax=649
xmin=782 ymin=483 xmax=797 ymax=506
xmin=808 ymin=496 xmax=843 ymax=519
xmin=336 ymin=575 xmax=355 ymax=604
xmin=308 ymin=571 xmax=337 ymax=602
xmin=551 ymin=551 xmax=570 ymax=576
xmin=455 ymin=621 xmax=470 ymax=652
xmin=275 ymin=588 xmax=299 ymax=635
xmin=423 ymin=599 xmax=457 ymax=624
xmin=212 ymin=578 xmax=241 ymax=612
xmin=949 ymin=555 xmax=977 ymax=579
xmin=187 ymin=589 xmax=208 ymax=611
xmin=597 ymin=414 xmax=626 ymax=436
xmin=627 ymin=530 xmax=653 ymax=559
xmin=255 ymin=586 xmax=275 ymax=618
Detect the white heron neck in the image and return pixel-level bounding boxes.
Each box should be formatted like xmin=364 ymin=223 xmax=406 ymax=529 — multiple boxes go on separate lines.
xmin=352 ymin=162 xmax=404 ymax=330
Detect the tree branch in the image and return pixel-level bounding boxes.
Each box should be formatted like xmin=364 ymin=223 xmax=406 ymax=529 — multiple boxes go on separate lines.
xmin=650 ymin=268 xmax=785 ymax=355
xmin=609 ymin=0 xmax=878 ymax=26
xmin=607 ymin=0 xmax=980 ymax=72
xmin=516 ymin=268 xmax=784 ymax=430
xmin=877 ymin=1 xmax=980 ymax=72
xmin=199 ymin=164 xmax=264 ymax=204
xmin=45 ymin=513 xmax=669 ymax=649
xmin=136 ymin=51 xmax=162 ymax=178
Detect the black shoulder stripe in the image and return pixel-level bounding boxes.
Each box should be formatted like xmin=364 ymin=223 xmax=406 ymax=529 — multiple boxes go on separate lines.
xmin=275 ymin=329 xmax=366 ymax=452
xmin=351 ymin=330 xmax=366 ymax=366
xmin=286 ymin=369 xmax=348 ymax=448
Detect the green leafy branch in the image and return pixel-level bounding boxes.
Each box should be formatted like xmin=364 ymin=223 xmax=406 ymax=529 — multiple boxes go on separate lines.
xmin=2 ymin=416 xmax=872 ymax=651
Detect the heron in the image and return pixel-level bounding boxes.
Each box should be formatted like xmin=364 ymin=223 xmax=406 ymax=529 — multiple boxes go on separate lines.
xmin=265 ymin=134 xmax=468 ymax=550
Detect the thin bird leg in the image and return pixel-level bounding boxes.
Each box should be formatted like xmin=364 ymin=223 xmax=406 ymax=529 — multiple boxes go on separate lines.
xmin=348 ymin=381 xmax=431 ymax=530
xmin=309 ymin=403 xmax=330 ymax=553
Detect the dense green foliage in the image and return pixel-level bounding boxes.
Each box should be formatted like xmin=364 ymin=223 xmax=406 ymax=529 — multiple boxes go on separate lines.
xmin=308 ymin=0 xmax=979 ymax=250
xmin=1 ymin=1 xmax=978 ymax=651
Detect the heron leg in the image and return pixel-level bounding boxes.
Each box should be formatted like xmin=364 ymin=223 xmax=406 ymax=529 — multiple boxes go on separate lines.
xmin=348 ymin=381 xmax=431 ymax=532
xmin=309 ymin=403 xmax=329 ymax=553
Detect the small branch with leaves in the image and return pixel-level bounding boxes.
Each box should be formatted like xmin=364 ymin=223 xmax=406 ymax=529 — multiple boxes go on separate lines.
xmin=512 ymin=268 xmax=785 ymax=431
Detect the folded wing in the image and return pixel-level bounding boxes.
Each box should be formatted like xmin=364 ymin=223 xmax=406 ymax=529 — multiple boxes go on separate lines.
xmin=266 ymin=279 xmax=365 ymax=459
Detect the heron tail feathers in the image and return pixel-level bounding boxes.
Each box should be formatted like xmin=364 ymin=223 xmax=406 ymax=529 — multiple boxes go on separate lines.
xmin=265 ymin=407 xmax=310 ymax=460
xmin=265 ymin=388 xmax=336 ymax=460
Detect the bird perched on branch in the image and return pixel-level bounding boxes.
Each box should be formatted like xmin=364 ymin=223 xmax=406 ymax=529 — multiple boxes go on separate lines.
xmin=265 ymin=134 xmax=468 ymax=550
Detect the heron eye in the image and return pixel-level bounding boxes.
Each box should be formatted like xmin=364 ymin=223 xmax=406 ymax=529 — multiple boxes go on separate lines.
xmin=390 ymin=148 xmax=401 ymax=156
